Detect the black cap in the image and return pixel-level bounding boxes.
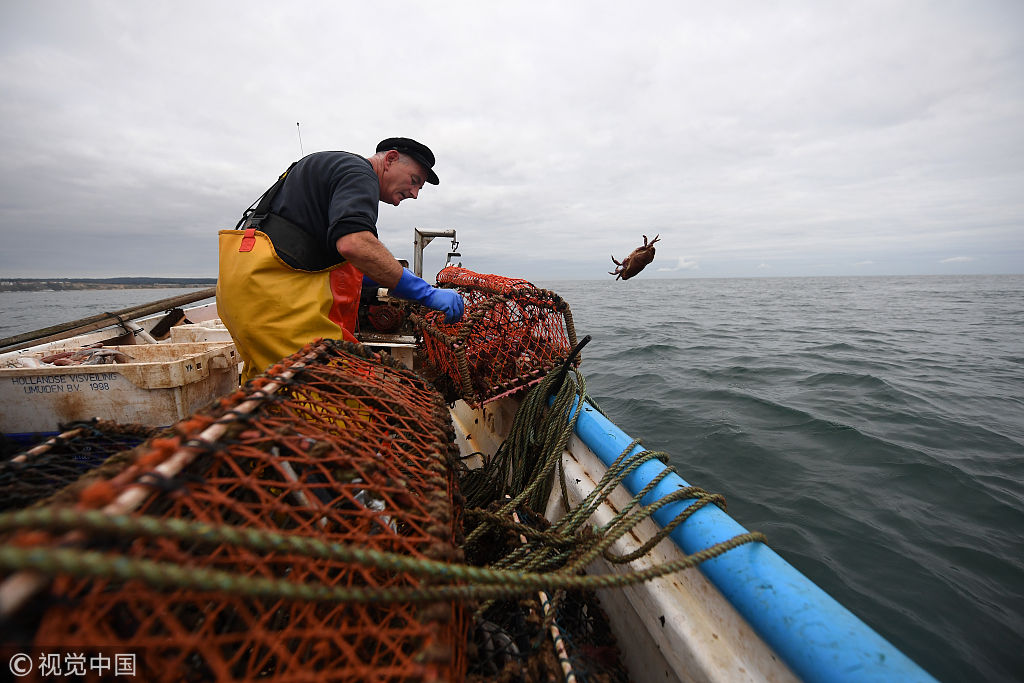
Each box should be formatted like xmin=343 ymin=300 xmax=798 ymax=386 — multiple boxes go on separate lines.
xmin=376 ymin=137 xmax=439 ymax=185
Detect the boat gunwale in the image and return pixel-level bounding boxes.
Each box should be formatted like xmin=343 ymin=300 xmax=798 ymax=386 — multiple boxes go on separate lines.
xmin=567 ymin=397 xmax=938 ymax=683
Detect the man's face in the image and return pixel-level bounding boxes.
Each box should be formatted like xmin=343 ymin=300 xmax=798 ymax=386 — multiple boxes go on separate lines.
xmin=382 ymin=154 xmax=427 ymax=206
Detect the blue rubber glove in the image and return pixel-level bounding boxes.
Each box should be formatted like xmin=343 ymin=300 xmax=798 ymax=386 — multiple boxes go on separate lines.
xmin=390 ymin=268 xmax=465 ymax=323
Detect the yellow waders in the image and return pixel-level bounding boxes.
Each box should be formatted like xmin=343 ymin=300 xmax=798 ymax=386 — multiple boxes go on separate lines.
xmin=217 ymin=228 xmax=362 ymax=383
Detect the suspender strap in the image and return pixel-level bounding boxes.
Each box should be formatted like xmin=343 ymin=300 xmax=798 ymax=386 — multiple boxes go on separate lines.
xmin=251 ymin=162 xmax=296 ymax=220
xmin=234 ymin=161 xmax=344 ymax=271
xmin=235 ymin=162 xmax=298 ymax=229
xmin=259 ymin=213 xmax=345 ymax=272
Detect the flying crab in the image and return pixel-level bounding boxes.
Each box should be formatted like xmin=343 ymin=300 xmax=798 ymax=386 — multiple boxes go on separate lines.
xmin=609 ymin=234 xmax=660 ymax=280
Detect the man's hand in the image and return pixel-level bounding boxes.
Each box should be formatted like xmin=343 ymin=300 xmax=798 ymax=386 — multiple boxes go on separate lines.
xmin=338 ymin=234 xmax=464 ymax=322
xmin=391 ymin=268 xmax=465 ymax=323
xmin=421 ymin=287 xmax=465 ymax=323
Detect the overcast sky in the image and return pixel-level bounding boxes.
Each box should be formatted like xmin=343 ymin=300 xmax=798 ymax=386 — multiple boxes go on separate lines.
xmin=1 ymin=1 xmax=1021 ymax=281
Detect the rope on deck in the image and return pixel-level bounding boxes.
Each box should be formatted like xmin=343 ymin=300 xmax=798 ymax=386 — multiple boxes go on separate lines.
xmin=0 ymin=354 xmax=765 ymax=606
xmin=0 ymin=507 xmax=762 ymax=602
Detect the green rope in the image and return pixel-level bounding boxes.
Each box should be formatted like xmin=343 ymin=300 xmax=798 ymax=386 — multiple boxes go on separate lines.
xmin=461 ymin=367 xmax=586 ymax=521
xmin=452 ymin=364 xmax=770 ymax=621
xmin=0 ymin=527 xmax=764 ymax=604
xmin=484 ymin=442 xmax=674 ymax=576
xmin=0 ymin=363 xmax=768 ymax=609
xmin=0 ymin=507 xmax=500 ymax=584
xmin=477 ymin=359 xmax=755 ymax=587
xmin=0 ymin=507 xmax=762 ymax=592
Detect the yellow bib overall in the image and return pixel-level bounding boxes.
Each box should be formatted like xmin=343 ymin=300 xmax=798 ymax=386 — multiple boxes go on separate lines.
xmin=217 ymin=228 xmax=362 ymax=383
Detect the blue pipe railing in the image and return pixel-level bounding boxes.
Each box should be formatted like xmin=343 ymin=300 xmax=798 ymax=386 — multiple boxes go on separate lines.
xmin=570 ymin=398 xmax=937 ymax=683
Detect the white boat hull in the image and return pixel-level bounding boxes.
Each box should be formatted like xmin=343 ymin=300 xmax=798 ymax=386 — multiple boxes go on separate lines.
xmin=450 ymin=398 xmax=796 ymax=683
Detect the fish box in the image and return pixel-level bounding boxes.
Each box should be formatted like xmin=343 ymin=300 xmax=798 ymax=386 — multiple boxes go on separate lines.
xmin=169 ymin=319 xmax=234 ymax=343
xmin=0 ymin=342 xmax=239 ymax=438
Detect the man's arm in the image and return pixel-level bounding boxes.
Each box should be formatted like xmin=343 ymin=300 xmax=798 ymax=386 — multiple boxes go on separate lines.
xmin=335 ymin=230 xmax=464 ymax=322
xmin=335 ymin=231 xmax=404 ymax=288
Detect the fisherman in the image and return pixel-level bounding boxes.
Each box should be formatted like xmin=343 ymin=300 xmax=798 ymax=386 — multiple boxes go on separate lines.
xmin=218 ymin=137 xmax=464 ymax=382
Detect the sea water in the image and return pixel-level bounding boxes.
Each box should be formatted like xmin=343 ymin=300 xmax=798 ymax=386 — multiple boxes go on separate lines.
xmin=1 ymin=276 xmax=1022 ymax=680
xmin=0 ymin=288 xmax=210 ymax=344
xmin=541 ymin=274 xmax=1023 ymax=682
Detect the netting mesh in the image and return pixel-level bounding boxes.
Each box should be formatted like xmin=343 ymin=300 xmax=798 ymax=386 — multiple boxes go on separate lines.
xmin=2 ymin=339 xmax=466 ymax=682
xmin=0 ymin=420 xmax=155 ymax=512
xmin=413 ymin=267 xmax=577 ymax=406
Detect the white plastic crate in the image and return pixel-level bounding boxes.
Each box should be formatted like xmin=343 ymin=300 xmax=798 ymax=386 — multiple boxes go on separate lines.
xmin=169 ymin=318 xmax=234 ymax=344
xmin=0 ymin=342 xmax=238 ymax=437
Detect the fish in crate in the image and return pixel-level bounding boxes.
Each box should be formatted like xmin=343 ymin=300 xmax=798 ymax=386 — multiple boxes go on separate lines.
xmin=410 ymin=267 xmax=578 ymax=406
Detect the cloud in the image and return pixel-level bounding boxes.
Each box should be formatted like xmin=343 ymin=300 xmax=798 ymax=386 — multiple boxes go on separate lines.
xmin=0 ymin=1 xmax=1022 ymax=279
xmin=939 ymin=256 xmax=976 ymax=264
xmin=657 ymin=256 xmax=700 ymax=272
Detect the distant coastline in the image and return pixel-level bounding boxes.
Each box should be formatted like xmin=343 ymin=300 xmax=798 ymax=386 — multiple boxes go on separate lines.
xmin=0 ymin=277 xmax=216 ymax=292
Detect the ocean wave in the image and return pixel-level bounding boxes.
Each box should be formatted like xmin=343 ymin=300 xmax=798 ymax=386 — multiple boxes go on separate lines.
xmin=797 ymin=370 xmax=904 ymax=392
xmin=592 ymin=342 xmax=684 ymax=364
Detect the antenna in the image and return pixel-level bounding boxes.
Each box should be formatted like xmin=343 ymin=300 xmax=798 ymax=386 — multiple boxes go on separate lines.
xmin=296 ymin=122 xmax=304 ymax=156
